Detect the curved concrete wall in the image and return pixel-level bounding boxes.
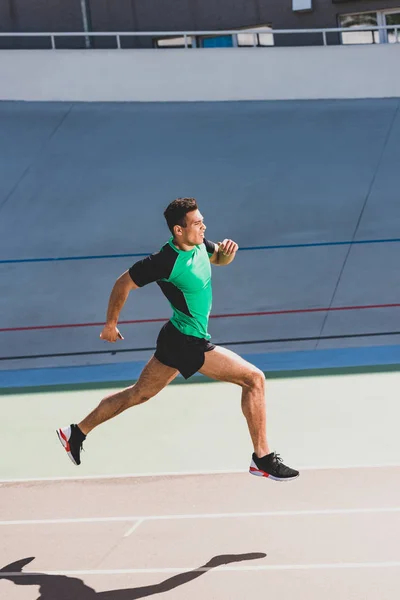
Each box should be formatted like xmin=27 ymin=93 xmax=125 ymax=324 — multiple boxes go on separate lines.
xmin=1 ymin=99 xmax=400 ymax=374
xmin=0 ymin=45 xmax=400 ymax=102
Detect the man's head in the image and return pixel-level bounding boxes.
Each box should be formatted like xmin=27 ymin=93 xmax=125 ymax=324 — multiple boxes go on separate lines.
xmin=164 ymin=198 xmax=206 ymax=247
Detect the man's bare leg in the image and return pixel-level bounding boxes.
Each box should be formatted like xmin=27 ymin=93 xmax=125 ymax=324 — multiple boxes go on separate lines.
xmin=79 ymin=356 xmax=179 ymax=435
xmin=199 ymin=346 xmax=269 ymax=458
xmin=57 ymin=356 xmax=179 ymax=465
xmin=199 ymin=346 xmax=299 ymax=480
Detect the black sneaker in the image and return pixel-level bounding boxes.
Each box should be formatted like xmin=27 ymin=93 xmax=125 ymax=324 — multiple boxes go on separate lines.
xmin=56 ymin=424 xmax=85 ymax=466
xmin=249 ymin=452 xmax=299 ymax=481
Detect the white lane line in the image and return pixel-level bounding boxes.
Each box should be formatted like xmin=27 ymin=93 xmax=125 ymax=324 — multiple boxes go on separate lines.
xmin=2 ymin=506 xmax=400 ymax=526
xmin=0 ymin=469 xmax=244 ymax=484
xmin=1 ymin=462 xmax=400 ymax=484
xmin=3 ymin=561 xmax=400 ymax=575
xmin=123 ymin=519 xmax=144 ymax=538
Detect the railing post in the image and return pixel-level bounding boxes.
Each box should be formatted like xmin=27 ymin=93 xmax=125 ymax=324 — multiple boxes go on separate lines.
xmin=116 ymin=34 xmax=121 ymax=49
xmin=80 ymin=0 xmax=92 ymax=48
xmin=51 ymin=35 xmax=56 ymax=49
xmin=184 ymin=34 xmax=188 ymax=48
xmin=322 ymin=30 xmax=327 ymax=46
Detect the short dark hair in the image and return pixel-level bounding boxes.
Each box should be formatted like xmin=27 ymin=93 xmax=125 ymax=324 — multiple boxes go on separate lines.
xmin=164 ymin=197 xmax=198 ymax=234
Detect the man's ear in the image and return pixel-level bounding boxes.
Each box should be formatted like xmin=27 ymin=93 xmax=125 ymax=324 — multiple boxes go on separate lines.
xmin=174 ymin=225 xmax=183 ymax=237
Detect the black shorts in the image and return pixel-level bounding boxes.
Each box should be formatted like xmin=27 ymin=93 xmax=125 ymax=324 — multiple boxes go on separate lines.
xmin=154 ymin=321 xmax=215 ymax=379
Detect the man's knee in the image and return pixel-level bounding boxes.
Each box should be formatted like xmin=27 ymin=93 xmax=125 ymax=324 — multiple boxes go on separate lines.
xmin=243 ymin=368 xmax=265 ymax=390
xmin=126 ymin=384 xmax=153 ymax=407
xmin=136 ymin=393 xmax=151 ymax=405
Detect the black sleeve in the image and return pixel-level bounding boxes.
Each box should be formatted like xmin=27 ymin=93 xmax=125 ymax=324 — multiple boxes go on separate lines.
xmin=129 ymin=245 xmax=176 ymax=287
xmin=203 ymin=238 xmax=216 ymax=257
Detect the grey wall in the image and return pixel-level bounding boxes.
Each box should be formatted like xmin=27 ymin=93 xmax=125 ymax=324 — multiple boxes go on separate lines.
xmin=3 ymin=45 xmax=400 ymax=102
xmin=0 ymin=0 xmax=82 ymax=31
xmin=83 ymin=0 xmax=400 ymax=32
xmin=1 ymin=0 xmax=400 ymax=48
xmin=0 ymin=0 xmax=84 ymax=49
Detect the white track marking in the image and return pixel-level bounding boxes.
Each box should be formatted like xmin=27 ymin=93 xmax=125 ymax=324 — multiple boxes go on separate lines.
xmin=3 ymin=561 xmax=400 ymax=575
xmin=2 ymin=506 xmax=400 ymax=527
xmin=1 ymin=462 xmax=400 ymax=484
xmin=123 ymin=519 xmax=144 ymax=537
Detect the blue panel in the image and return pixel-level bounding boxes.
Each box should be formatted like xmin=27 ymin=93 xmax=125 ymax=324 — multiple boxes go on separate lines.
xmin=202 ymin=35 xmax=233 ymax=48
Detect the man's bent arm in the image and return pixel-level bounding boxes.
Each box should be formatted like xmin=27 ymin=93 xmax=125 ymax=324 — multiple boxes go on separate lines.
xmin=210 ymin=238 xmax=239 ymax=266
xmin=215 ymin=247 xmax=236 ymax=266
xmin=106 ymin=271 xmax=138 ymax=325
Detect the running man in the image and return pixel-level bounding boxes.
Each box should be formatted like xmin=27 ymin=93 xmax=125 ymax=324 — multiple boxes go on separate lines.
xmin=57 ymin=198 xmax=299 ymax=481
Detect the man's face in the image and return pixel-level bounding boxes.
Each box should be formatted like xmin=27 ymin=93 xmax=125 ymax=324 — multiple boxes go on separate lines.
xmin=176 ymin=209 xmax=206 ymax=247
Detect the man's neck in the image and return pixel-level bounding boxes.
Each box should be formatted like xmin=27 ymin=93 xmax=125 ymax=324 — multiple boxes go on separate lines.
xmin=172 ymin=238 xmax=195 ymax=252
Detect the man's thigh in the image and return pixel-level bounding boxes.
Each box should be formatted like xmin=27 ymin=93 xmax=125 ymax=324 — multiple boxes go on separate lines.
xmin=199 ymin=346 xmax=263 ymax=386
xmin=134 ymin=355 xmax=179 ymax=397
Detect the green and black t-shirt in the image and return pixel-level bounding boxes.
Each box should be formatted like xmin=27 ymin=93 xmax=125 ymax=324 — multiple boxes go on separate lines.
xmin=129 ymin=237 xmax=216 ymax=339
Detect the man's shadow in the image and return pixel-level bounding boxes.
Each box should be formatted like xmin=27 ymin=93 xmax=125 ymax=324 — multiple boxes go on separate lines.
xmin=0 ymin=553 xmax=266 ymax=599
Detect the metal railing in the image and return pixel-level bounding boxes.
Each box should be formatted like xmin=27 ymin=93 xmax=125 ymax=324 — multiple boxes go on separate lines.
xmin=0 ymin=26 xmax=398 ymax=49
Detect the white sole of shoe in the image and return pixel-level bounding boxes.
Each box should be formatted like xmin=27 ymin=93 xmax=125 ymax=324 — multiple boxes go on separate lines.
xmin=249 ymin=460 xmax=299 ymax=482
xmin=56 ymin=427 xmax=78 ymax=466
